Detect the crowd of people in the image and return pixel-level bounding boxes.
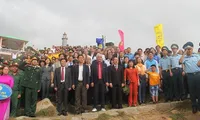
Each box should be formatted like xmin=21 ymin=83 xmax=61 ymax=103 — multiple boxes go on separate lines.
xmin=0 ymin=41 xmax=200 ymax=119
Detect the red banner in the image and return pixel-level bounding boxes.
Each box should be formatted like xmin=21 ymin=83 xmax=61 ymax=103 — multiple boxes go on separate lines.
xmin=118 ymin=29 xmax=124 ymax=51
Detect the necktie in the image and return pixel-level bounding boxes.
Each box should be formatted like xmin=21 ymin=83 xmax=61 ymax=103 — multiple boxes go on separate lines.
xmin=98 ymin=62 xmax=102 ymax=79
xmin=61 ymin=67 xmax=64 ymax=81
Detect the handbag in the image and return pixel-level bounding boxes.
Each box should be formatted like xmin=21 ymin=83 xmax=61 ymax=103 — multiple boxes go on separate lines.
xmin=122 ymin=85 xmax=130 ymax=95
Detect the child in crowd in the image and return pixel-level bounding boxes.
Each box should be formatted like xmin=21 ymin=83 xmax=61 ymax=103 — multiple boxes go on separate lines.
xmin=146 ymin=64 xmax=161 ymax=103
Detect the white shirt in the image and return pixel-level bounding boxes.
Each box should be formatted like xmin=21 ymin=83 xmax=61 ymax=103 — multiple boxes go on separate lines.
xmin=105 ymin=59 xmax=111 ymax=66
xmin=78 ymin=65 xmax=83 ymax=81
xmin=61 ymin=67 xmax=65 ymax=82
xmin=88 ymin=65 xmax=91 ymax=77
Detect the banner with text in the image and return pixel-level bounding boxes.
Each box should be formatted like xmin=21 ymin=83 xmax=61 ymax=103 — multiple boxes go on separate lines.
xmin=154 ymin=24 xmax=165 ymax=47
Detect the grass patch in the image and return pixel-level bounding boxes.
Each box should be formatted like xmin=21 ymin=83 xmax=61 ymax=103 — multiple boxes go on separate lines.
xmin=96 ymin=113 xmax=112 ymax=120
xmin=170 ymin=113 xmax=187 ymax=120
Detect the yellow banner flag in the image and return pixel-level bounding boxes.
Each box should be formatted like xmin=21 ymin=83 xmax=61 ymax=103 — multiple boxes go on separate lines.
xmin=154 ymin=24 xmax=165 ymax=47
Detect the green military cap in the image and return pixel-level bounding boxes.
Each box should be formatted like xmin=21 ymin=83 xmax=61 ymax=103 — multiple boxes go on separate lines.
xmin=3 ymin=60 xmax=9 ymax=65
xmin=171 ymin=44 xmax=179 ymax=49
xmin=183 ymin=42 xmax=194 ymax=50
xmin=10 ymin=62 xmax=19 ymax=67
xmin=161 ymin=46 xmax=169 ymax=51
xmin=68 ymin=49 xmax=74 ymax=53
xmin=31 ymin=56 xmax=39 ymax=61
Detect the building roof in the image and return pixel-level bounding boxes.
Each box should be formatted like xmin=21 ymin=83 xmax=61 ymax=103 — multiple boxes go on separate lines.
xmin=0 ymin=35 xmax=28 ymax=50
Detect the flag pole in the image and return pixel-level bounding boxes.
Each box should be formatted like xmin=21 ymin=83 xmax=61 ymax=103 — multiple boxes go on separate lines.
xmin=102 ymin=35 xmax=106 ymax=47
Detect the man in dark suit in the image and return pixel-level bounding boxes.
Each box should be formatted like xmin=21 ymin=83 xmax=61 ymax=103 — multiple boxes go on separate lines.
xmin=109 ymin=57 xmax=124 ymax=109
xmin=118 ymin=51 xmax=124 ymax=66
xmin=91 ymin=53 xmax=109 ymax=112
xmin=54 ymin=58 xmax=72 ymax=116
xmin=72 ymin=55 xmax=90 ymax=114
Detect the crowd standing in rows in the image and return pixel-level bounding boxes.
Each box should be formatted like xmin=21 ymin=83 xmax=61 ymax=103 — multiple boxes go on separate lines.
xmin=0 ymin=42 xmax=200 ymax=119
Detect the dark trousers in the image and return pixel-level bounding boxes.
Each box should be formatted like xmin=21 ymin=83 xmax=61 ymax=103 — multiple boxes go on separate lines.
xmin=41 ymin=80 xmax=50 ymax=99
xmin=87 ymin=87 xmax=94 ymax=105
xmin=93 ymin=80 xmax=105 ymax=108
xmin=75 ymin=82 xmax=87 ymax=112
xmin=111 ymin=85 xmax=122 ymax=108
xmin=184 ymin=75 xmax=189 ymax=95
xmin=187 ymin=72 xmax=200 ymax=108
xmin=172 ymin=68 xmax=184 ymax=100
xmin=24 ymin=88 xmax=38 ymax=116
xmin=10 ymin=91 xmax=20 ymax=117
xmin=162 ymin=71 xmax=173 ymax=100
xmin=57 ymin=83 xmax=69 ymax=113
xmin=139 ymin=75 xmax=146 ymax=102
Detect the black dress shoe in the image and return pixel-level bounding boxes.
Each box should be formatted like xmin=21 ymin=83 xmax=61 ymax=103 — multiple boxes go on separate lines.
xmin=112 ymin=105 xmax=118 ymax=109
xmin=165 ymin=99 xmax=169 ymax=102
xmin=29 ymin=114 xmax=36 ymax=117
xmin=139 ymin=101 xmax=142 ymax=105
xmin=58 ymin=113 xmax=62 ymax=116
xmin=118 ymin=106 xmax=123 ymax=109
xmin=76 ymin=111 xmax=81 ymax=114
xmin=82 ymin=110 xmax=89 ymax=113
xmin=62 ymin=112 xmax=68 ymax=116
xmin=192 ymin=107 xmax=198 ymax=114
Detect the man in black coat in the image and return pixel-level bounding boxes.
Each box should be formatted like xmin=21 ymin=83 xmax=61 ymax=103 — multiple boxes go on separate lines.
xmin=54 ymin=58 xmax=72 ymax=116
xmin=72 ymin=55 xmax=90 ymax=114
xmin=91 ymin=53 xmax=109 ymax=112
xmin=108 ymin=56 xmax=124 ymax=109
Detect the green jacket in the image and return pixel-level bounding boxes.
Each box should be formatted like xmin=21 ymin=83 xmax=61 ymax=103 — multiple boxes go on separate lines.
xmin=20 ymin=62 xmax=41 ymax=90
xmin=10 ymin=70 xmax=24 ymax=94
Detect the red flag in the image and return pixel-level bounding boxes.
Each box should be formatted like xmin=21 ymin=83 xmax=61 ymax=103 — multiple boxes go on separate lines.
xmin=118 ymin=30 xmax=124 ymax=51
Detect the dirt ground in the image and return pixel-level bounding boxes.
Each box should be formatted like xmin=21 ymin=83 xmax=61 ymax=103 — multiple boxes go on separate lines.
xmin=11 ymin=100 xmax=200 ymax=120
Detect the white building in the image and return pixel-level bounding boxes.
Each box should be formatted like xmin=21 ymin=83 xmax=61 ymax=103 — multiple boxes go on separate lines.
xmin=62 ymin=32 xmax=68 ymax=46
xmin=0 ymin=36 xmax=28 ymax=59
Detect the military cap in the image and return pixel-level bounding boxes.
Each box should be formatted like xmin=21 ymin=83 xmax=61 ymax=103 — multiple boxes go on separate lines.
xmin=69 ymin=49 xmax=74 ymax=53
xmin=183 ymin=42 xmax=194 ymax=49
xmin=161 ymin=46 xmax=169 ymax=51
xmin=3 ymin=60 xmax=9 ymax=65
xmin=11 ymin=62 xmax=19 ymax=67
xmin=31 ymin=56 xmax=39 ymax=61
xmin=171 ymin=44 xmax=179 ymax=49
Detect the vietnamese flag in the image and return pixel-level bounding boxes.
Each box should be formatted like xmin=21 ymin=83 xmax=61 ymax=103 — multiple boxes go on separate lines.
xmin=118 ymin=29 xmax=124 ymax=51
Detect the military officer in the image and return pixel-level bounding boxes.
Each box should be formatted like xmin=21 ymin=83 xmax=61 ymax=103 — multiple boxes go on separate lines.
xmin=19 ymin=56 xmax=41 ymax=117
xmin=170 ymin=44 xmax=185 ymax=101
xmin=159 ymin=46 xmax=173 ymax=102
xmin=10 ymin=62 xmax=24 ymax=117
xmin=179 ymin=42 xmax=200 ymax=114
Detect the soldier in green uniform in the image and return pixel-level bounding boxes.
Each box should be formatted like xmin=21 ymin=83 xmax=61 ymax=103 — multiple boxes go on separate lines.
xmin=10 ymin=62 xmax=24 ymax=117
xmin=19 ymin=56 xmax=41 ymax=117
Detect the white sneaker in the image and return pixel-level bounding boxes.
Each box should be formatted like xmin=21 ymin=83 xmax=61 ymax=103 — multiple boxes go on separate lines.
xmin=92 ymin=108 xmax=97 ymax=112
xmin=101 ymin=108 xmax=106 ymax=112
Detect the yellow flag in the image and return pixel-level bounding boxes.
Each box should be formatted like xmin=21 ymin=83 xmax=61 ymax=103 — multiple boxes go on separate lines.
xmin=154 ymin=24 xmax=165 ymax=47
